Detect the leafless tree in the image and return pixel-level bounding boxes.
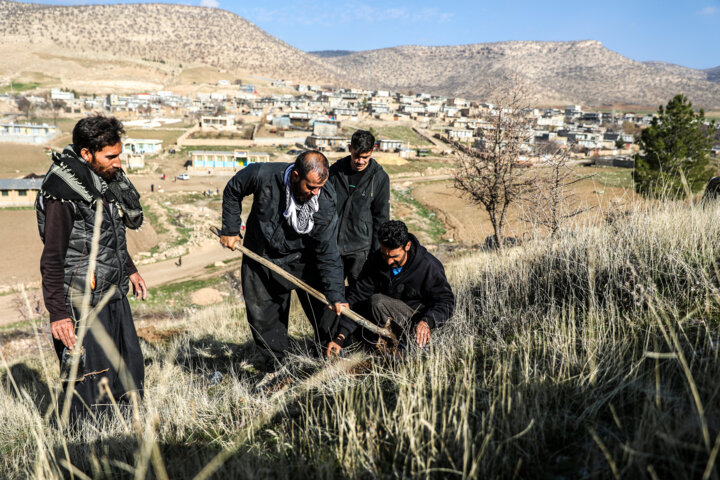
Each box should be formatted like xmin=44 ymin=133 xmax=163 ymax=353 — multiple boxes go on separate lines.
xmin=453 ymin=84 xmax=536 ymax=250
xmin=49 ymin=99 xmax=66 ymax=126
xmin=524 ymin=142 xmax=593 ymax=238
xmin=16 ymin=96 xmax=34 ymax=120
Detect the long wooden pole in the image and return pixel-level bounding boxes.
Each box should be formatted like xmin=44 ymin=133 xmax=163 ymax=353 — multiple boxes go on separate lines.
xmin=210 ymin=227 xmax=397 ymax=342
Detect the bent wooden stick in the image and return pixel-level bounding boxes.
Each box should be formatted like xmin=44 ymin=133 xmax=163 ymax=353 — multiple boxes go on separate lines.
xmin=210 ymin=226 xmax=397 ymax=342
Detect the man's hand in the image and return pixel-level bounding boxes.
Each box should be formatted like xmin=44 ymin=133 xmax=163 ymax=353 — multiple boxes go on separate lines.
xmin=415 ymin=321 xmax=431 ymax=347
xmin=51 ymin=318 xmax=76 ymax=349
xmin=327 ymin=340 xmax=343 ymax=357
xmin=129 ymin=272 xmax=147 ymax=300
xmin=327 ymin=333 xmax=345 ymax=357
xmin=329 ymin=302 xmax=349 ymax=316
xmin=220 ymin=235 xmax=240 ymax=250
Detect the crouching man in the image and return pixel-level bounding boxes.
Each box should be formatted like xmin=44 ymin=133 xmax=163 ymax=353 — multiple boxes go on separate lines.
xmin=327 ymin=220 xmax=455 ymax=356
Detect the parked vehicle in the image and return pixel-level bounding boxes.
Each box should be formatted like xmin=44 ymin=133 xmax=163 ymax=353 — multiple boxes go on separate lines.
xmin=177 ymin=173 xmax=190 ymax=180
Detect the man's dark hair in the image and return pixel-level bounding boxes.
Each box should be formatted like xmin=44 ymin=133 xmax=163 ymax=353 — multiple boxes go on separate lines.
xmin=378 ymin=220 xmax=409 ymax=249
xmin=350 ymin=130 xmax=375 ymax=154
xmin=294 ymin=150 xmax=329 ymax=182
xmin=72 ymin=115 xmax=125 ymax=155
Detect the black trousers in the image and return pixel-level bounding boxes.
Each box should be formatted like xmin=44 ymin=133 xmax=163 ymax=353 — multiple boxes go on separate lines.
xmin=318 ymin=250 xmax=369 ymax=337
xmin=342 ymin=250 xmax=369 ymax=290
xmin=54 ymin=296 xmax=144 ymax=417
xmin=348 ymin=293 xmax=417 ymax=347
xmin=241 ymin=256 xmax=333 ymax=362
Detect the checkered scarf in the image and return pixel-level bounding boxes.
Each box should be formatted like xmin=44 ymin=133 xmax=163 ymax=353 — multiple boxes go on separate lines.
xmin=283 ymin=165 xmax=319 ymax=234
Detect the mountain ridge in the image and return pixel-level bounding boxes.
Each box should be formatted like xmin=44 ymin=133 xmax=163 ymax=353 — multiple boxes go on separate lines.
xmin=313 ymin=40 xmax=720 ymax=108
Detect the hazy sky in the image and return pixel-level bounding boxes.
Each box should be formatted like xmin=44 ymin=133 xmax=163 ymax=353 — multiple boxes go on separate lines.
xmin=26 ymin=0 xmax=720 ymax=69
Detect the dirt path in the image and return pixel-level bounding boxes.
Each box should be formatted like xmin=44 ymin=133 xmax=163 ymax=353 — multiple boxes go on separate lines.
xmin=0 ymin=239 xmax=238 ymax=328
xmin=138 ymin=239 xmax=238 ymax=288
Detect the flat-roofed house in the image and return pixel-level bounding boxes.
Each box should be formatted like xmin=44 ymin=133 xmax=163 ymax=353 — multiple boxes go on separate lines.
xmin=446 ymin=128 xmax=473 ymax=139
xmin=200 ymin=115 xmax=236 ymax=131
xmin=121 ymin=153 xmax=145 ymax=170
xmin=188 ymin=150 xmax=270 ymax=173
xmin=0 ymin=178 xmax=43 ymax=207
xmin=305 ymin=135 xmax=347 ymax=151
xmin=0 ymin=122 xmax=58 ymax=144
xmin=122 ymin=138 xmax=163 ymax=155
xmin=377 ymin=139 xmax=403 ymax=152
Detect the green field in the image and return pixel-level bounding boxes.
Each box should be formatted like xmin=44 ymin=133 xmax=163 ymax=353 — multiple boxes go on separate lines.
xmin=0 ymin=81 xmax=40 ymax=94
xmin=344 ymin=125 xmax=432 ymax=146
xmin=578 ymin=165 xmax=635 ymax=189
xmin=125 ymin=128 xmax=186 ymax=146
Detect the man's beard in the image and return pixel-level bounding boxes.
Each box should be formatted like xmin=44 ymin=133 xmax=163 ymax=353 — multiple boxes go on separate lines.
xmin=89 ymin=156 xmax=118 ymax=180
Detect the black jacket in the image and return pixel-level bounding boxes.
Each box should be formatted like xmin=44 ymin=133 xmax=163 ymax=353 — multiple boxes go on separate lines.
xmin=221 ymin=162 xmax=345 ymax=303
xmin=36 ymin=146 xmax=133 ymax=310
xmin=328 ymin=156 xmax=390 ymax=255
xmin=339 ymin=234 xmax=455 ymax=336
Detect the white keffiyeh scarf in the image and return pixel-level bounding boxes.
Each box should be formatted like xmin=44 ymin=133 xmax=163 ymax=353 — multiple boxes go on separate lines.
xmin=283 ymin=165 xmax=319 ymax=234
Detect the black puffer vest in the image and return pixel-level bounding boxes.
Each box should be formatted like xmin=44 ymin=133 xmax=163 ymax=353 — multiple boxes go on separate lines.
xmin=36 ymin=152 xmax=130 ymax=307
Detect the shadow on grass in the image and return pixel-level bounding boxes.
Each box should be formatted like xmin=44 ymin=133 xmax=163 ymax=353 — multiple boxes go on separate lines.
xmin=55 ymin=435 xmax=332 ymax=479
xmin=1 ymin=362 xmax=53 ymax=415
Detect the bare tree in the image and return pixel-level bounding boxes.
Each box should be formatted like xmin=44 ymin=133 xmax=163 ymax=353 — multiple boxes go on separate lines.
xmin=49 ymin=99 xmax=66 ymax=126
xmin=524 ymin=143 xmax=593 ymax=238
xmin=453 ymin=85 xmax=536 ymax=250
xmin=16 ymin=96 xmax=34 ymax=120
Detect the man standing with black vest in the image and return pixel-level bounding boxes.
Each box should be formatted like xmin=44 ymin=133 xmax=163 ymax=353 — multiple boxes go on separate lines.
xmin=36 ymin=115 xmax=146 ymax=418
xmin=328 ymin=129 xmax=390 ymax=287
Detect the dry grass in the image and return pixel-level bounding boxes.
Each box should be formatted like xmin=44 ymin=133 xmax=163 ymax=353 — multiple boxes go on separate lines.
xmin=3 ymin=198 xmax=720 ymax=478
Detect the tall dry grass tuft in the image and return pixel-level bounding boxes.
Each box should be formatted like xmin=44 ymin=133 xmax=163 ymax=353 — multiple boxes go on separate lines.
xmin=3 ymin=199 xmax=720 ymax=477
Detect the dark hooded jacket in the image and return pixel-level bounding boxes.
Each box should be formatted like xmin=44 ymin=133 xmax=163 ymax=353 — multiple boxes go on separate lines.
xmin=35 ymin=146 xmax=135 ymax=309
xmin=328 ymin=156 xmax=390 ymax=255
xmin=338 ymin=234 xmax=455 ymax=337
xmin=220 ymin=162 xmax=345 ymax=303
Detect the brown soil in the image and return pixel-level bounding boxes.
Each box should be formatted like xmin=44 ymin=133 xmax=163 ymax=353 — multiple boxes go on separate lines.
xmin=0 ymin=143 xmax=52 ymax=176
xmin=191 ymin=287 xmax=223 ymax=306
xmin=136 ymin=325 xmax=186 ymax=344
xmin=412 ymin=177 xmax=635 ymax=245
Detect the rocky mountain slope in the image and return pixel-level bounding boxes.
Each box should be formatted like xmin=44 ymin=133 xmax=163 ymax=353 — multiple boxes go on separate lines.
xmin=0 ymin=0 xmax=343 ymax=91
xmin=1 ymin=1 xmax=717 ymax=107
xmin=315 ymin=41 xmax=720 ymax=108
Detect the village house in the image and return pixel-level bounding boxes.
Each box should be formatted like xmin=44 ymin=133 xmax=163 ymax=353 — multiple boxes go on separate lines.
xmin=0 ymin=178 xmax=43 ymax=207
xmin=305 ymin=135 xmax=347 ymax=151
xmin=0 ymin=122 xmax=58 ymax=144
xmin=200 ymin=115 xmax=236 ymax=132
xmin=377 ymin=139 xmax=403 ymax=152
xmin=122 ymin=138 xmax=162 ymax=155
xmin=189 ymin=150 xmax=270 ymax=172
xmin=312 ymin=120 xmax=340 ymax=137
xmin=121 ymin=153 xmax=145 ymax=170
xmin=446 ymin=128 xmax=473 ymax=139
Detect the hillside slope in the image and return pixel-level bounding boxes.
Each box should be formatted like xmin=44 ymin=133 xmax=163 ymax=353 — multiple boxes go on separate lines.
xmin=0 ymin=0 xmax=343 ymax=91
xmin=316 ymin=40 xmax=720 ymax=108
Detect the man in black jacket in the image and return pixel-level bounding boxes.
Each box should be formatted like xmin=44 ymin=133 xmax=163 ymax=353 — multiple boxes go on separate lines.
xmin=220 ymin=151 xmax=346 ymax=367
xmin=36 ymin=115 xmax=147 ymax=418
xmin=327 ymin=220 xmax=454 ymax=356
xmin=328 ymin=130 xmax=390 ymax=288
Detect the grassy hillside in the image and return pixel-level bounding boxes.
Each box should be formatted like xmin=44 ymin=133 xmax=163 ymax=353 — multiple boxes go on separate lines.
xmin=3 ymin=199 xmax=720 ymax=478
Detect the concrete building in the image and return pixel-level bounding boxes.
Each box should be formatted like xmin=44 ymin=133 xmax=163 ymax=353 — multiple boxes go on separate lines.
xmin=189 ymin=150 xmax=270 ymax=172
xmin=305 ymin=135 xmax=347 ymax=151
xmin=312 ymin=121 xmax=340 ymax=137
xmin=0 ymin=178 xmax=43 ymax=207
xmin=200 ymin=115 xmax=235 ymax=131
xmin=121 ymin=153 xmax=145 ymax=170
xmin=122 ymin=138 xmax=162 ymax=155
xmin=446 ymin=128 xmax=473 ymax=139
xmin=377 ymin=139 xmax=403 ymax=152
xmin=0 ymin=122 xmax=58 ymax=144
